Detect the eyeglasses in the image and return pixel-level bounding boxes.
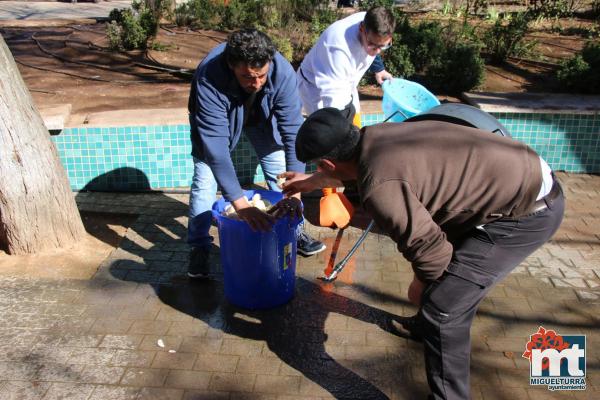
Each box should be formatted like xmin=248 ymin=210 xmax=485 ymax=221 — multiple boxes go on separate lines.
xmin=361 ymin=28 xmax=392 ymax=51
xmin=366 ymin=40 xmax=392 ymax=51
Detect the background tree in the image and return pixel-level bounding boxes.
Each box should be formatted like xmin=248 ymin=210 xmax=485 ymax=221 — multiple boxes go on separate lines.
xmin=0 ymin=35 xmax=85 ymax=255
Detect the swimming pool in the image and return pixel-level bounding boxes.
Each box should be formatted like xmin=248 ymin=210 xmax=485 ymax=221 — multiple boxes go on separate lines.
xmin=51 ymin=111 xmax=600 ymax=191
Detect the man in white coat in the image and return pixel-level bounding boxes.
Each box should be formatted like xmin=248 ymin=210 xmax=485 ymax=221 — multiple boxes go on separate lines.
xmin=297 ymin=6 xmax=395 ymax=124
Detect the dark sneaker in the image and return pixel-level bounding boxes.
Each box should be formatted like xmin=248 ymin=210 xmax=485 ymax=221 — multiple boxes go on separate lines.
xmin=188 ymin=246 xmax=210 ymax=279
xmin=296 ymin=230 xmax=326 ymax=256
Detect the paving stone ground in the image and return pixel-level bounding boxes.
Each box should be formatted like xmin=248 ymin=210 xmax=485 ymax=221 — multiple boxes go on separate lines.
xmin=0 ymin=171 xmax=599 ymax=400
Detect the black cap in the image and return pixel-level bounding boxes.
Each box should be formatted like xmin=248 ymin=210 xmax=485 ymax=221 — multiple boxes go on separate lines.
xmin=296 ymin=108 xmax=354 ymax=162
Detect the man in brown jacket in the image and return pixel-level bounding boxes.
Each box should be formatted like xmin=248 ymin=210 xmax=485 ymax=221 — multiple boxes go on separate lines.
xmin=281 ymin=107 xmax=565 ymax=400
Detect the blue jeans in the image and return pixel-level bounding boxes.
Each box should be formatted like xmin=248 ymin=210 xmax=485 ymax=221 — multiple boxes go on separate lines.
xmin=187 ymin=127 xmax=286 ymax=248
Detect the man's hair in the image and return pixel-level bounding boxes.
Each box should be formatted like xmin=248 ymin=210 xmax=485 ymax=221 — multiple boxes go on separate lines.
xmin=363 ymin=6 xmax=396 ymax=37
xmin=296 ymin=108 xmax=361 ymax=163
xmin=224 ymin=29 xmax=276 ymax=68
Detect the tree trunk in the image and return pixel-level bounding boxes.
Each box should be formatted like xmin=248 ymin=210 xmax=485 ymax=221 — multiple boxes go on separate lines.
xmin=0 ymin=35 xmax=85 ymax=255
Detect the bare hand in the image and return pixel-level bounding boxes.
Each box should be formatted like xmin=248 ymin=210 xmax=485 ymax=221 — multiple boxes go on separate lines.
xmin=237 ymin=206 xmax=275 ymax=232
xmin=278 ymin=171 xmax=341 ymax=197
xmin=232 ymin=197 xmax=275 ymax=231
xmin=268 ymin=196 xmax=303 ymax=219
xmin=278 ymin=171 xmax=310 ymax=186
xmin=278 ymin=171 xmax=315 ymax=197
xmin=408 ymin=275 xmax=426 ymax=306
xmin=374 ymin=70 xmax=393 ymax=85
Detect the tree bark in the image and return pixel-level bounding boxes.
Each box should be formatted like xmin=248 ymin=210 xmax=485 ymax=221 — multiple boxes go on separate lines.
xmin=0 ymin=34 xmax=85 ymax=255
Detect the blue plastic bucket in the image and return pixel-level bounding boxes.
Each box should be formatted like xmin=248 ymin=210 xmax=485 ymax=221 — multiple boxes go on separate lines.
xmin=212 ymin=189 xmax=301 ymax=309
xmin=382 ymin=79 xmax=440 ymax=122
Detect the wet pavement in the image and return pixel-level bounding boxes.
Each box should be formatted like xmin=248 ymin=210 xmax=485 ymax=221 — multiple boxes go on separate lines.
xmin=0 ymin=172 xmax=598 ymax=399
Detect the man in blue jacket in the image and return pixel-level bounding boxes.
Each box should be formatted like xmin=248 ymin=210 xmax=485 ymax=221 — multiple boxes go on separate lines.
xmin=187 ymin=29 xmax=325 ymax=278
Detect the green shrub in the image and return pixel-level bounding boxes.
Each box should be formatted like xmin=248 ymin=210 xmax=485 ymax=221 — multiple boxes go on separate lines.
xmin=582 ymin=40 xmax=600 ymax=66
xmin=528 ymin=0 xmax=571 ymax=18
xmin=557 ymin=55 xmax=589 ymax=90
xmin=469 ymin=0 xmax=490 ymax=16
xmin=120 ymin=9 xmax=149 ymax=50
xmin=271 ymin=34 xmax=294 ymax=62
xmin=309 ymin=7 xmax=342 ymax=45
xmin=106 ymin=1 xmax=165 ymax=51
xmin=149 ymin=41 xmax=173 ymax=51
xmin=106 ymin=8 xmax=149 ymax=50
xmin=359 ymin=0 xmax=395 ymax=9
xmin=174 ymin=2 xmax=194 ymax=26
xmin=397 ymin=19 xmax=446 ymax=71
xmin=181 ymin=0 xmax=332 ymax=31
xmin=381 ymin=41 xmax=415 ymax=78
xmin=220 ymin=1 xmax=251 ymax=30
xmin=556 ymin=41 xmax=600 ymax=93
xmin=132 ymin=0 xmax=170 ymax=36
xmin=106 ymin=21 xmax=122 ymax=50
xmin=593 ymin=0 xmax=600 ymax=19
xmin=384 ymin=18 xmax=484 ymax=93
xmin=258 ymin=1 xmax=282 ymax=29
xmin=485 ymin=6 xmax=500 ymax=22
xmin=108 ymin=8 xmax=126 ymax=24
xmin=219 ymin=0 xmax=284 ymax=30
xmin=284 ymin=0 xmax=331 ymax=23
xmin=139 ymin=7 xmax=158 ymax=37
xmin=184 ymin=0 xmax=224 ymax=29
xmin=427 ymin=42 xmax=484 ymax=94
xmin=483 ymin=12 xmax=534 ymax=64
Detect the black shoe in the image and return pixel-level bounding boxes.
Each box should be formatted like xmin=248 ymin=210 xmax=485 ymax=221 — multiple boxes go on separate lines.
xmin=188 ymin=246 xmax=211 ymax=279
xmin=297 ymin=230 xmax=326 ymax=256
xmin=390 ymin=315 xmax=423 ymax=342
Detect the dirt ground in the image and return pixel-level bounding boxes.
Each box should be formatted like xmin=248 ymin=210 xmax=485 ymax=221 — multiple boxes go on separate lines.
xmin=0 ymin=15 xmax=594 ymax=117
xmin=1 ymin=23 xmax=214 ymax=116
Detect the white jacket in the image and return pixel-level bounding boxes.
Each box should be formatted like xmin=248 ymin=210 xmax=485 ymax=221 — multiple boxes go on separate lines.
xmin=297 ymin=12 xmax=374 ymax=115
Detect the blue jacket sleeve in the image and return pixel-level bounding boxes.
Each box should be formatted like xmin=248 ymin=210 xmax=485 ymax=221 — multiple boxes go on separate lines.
xmin=192 ymin=78 xmax=245 ymax=202
xmin=272 ymin=58 xmax=305 ymax=174
xmin=368 ymin=55 xmax=385 ymax=74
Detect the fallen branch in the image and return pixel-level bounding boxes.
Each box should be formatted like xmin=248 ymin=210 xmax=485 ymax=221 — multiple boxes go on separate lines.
xmin=70 ymin=25 xmax=106 ymax=35
xmin=508 ymin=56 xmax=558 ymax=69
xmin=133 ymin=61 xmax=193 ymax=78
xmin=29 ymin=89 xmax=58 ymax=95
xmin=533 ymin=39 xmax=580 ymax=53
xmin=160 ymin=26 xmax=227 ymax=43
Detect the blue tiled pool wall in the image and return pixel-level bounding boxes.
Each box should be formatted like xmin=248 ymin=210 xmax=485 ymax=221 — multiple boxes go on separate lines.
xmin=493 ymin=113 xmax=600 ymax=173
xmin=52 ymin=125 xmax=265 ymax=191
xmin=359 ymin=112 xmax=600 ymax=173
xmin=52 ymin=112 xmax=600 ymax=191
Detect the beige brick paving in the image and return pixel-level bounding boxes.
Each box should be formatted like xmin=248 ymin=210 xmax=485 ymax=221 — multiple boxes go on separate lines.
xmin=120 ymin=367 xmax=169 ymax=387
xmin=0 ymin=172 xmax=597 ymax=399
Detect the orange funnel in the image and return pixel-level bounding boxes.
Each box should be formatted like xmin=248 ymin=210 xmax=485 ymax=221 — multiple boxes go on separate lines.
xmin=319 ymin=188 xmax=354 ymax=229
